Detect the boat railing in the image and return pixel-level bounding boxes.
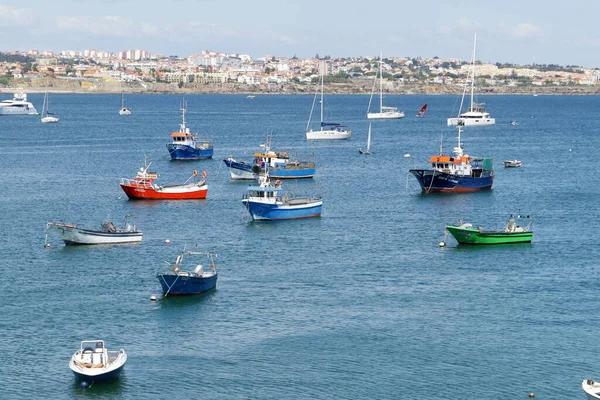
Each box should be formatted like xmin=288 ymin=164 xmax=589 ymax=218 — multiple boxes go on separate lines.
xmin=120 ymin=177 xmax=155 ymax=189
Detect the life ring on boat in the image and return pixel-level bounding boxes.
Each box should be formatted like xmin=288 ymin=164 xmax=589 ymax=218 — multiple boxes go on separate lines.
xmin=202 ymin=171 xmax=207 ymax=178
xmin=275 ymin=180 xmax=282 ymax=188
xmin=193 ymin=169 xmax=198 ymax=177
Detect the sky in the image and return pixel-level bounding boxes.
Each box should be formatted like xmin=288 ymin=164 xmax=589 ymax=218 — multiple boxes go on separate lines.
xmin=1 ymin=0 xmax=600 ymax=67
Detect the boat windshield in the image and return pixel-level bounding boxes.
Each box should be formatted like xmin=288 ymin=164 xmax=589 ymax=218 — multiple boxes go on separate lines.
xmin=81 ymin=340 xmax=104 ymax=350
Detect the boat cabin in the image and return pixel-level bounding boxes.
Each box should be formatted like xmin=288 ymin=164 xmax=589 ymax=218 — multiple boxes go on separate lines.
xmin=78 ymin=340 xmax=107 ymax=367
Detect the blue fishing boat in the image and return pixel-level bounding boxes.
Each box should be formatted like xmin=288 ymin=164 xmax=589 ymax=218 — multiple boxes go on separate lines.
xmin=166 ymin=99 xmax=213 ymax=160
xmin=223 ymin=139 xmax=315 ymax=180
xmin=241 ymin=170 xmax=323 ymax=221
xmin=409 ymin=123 xmax=494 ymax=193
xmin=157 ymin=249 xmax=218 ymax=296
xmin=69 ymin=340 xmax=127 ymax=383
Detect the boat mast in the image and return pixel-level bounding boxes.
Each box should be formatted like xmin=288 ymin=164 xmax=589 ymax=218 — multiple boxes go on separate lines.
xmin=379 ymin=52 xmax=383 ymax=113
xmin=470 ymin=33 xmax=477 ymax=111
xmin=320 ymin=61 xmax=324 ymax=127
xmin=180 ymin=98 xmax=187 ymax=132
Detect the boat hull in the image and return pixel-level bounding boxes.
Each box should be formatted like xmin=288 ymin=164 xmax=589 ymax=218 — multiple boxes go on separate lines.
xmin=70 ymin=351 xmax=127 ymax=382
xmin=157 ymin=273 xmax=218 ymax=295
xmin=242 ymin=199 xmax=323 ymax=221
xmin=48 ymin=224 xmax=143 ymax=245
xmin=447 ymin=117 xmax=495 ymax=126
xmin=120 ymin=184 xmax=207 ymax=200
xmin=41 ymin=116 xmax=59 ymax=123
xmin=409 ymin=169 xmax=493 ymax=193
xmin=446 ymin=225 xmax=533 ymax=244
xmin=167 ymin=143 xmax=213 ymax=160
xmin=223 ymin=159 xmax=315 ymax=180
xmin=367 ymin=111 xmax=405 ymax=119
xmin=0 ymin=106 xmax=38 ymax=115
xmin=306 ymin=129 xmax=351 ymax=140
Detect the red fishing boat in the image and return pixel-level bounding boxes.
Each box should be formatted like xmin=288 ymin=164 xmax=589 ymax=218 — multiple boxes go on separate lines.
xmin=120 ymin=158 xmax=208 ymax=200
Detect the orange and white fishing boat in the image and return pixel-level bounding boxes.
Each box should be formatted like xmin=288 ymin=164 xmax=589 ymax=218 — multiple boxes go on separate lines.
xmin=119 ymin=158 xmax=208 ymax=200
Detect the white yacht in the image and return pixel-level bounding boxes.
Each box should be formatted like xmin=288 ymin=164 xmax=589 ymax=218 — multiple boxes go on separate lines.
xmin=0 ymin=92 xmax=38 ymax=115
xmin=447 ymin=34 xmax=495 ymax=127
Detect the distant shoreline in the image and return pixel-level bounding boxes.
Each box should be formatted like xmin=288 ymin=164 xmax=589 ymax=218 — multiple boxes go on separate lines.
xmin=1 ymin=77 xmax=600 ymax=96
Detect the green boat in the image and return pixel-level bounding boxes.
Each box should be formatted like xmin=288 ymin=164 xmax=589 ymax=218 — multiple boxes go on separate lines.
xmin=446 ymin=215 xmax=533 ymax=245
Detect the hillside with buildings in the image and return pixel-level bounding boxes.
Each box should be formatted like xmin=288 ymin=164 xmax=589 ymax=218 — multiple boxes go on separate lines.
xmin=1 ymin=48 xmax=599 ymax=95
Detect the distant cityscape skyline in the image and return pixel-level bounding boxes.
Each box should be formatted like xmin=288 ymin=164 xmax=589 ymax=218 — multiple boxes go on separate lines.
xmin=2 ymin=1 xmax=600 ymax=68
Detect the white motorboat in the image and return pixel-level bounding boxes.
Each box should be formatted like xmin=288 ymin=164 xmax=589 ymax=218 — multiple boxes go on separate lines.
xmin=69 ymin=340 xmax=127 ymax=383
xmin=583 ymin=379 xmax=600 ymax=399
xmin=306 ymin=62 xmax=351 ymax=140
xmin=46 ymin=215 xmax=143 ymax=245
xmin=447 ymin=34 xmax=495 ymax=127
xmin=367 ymin=52 xmax=404 ymax=120
xmin=0 ymin=92 xmax=38 ymax=115
xmin=40 ymin=92 xmax=59 ymax=123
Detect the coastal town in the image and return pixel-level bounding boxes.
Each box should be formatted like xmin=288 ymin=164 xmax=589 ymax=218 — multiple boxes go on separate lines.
xmin=1 ymin=47 xmax=600 ymax=95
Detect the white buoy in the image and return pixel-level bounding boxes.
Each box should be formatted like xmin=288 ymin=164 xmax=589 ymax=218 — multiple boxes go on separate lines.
xmin=150 ymin=295 xmax=157 ymax=301
xmin=44 ymin=243 xmax=50 ymax=248
xmin=438 ymin=241 xmax=446 ymax=247
xmin=165 ymin=239 xmax=171 ymax=244
xmin=569 ymin=149 xmax=572 ymax=152
xmin=403 ymin=153 xmax=411 ymax=158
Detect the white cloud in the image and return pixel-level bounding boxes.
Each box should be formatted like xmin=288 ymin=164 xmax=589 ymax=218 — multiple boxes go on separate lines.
xmin=0 ymin=6 xmax=37 ymax=27
xmin=511 ymin=23 xmax=542 ymax=38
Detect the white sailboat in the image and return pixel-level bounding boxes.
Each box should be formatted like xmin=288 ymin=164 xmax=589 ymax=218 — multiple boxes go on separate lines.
xmin=367 ymin=53 xmax=404 ymax=119
xmin=447 ymin=34 xmax=495 ymax=127
xmin=306 ymin=62 xmax=351 ymax=140
xmin=119 ymin=92 xmax=132 ymax=115
xmin=40 ymin=92 xmax=59 ymax=123
xmin=359 ymin=123 xmax=373 ymax=155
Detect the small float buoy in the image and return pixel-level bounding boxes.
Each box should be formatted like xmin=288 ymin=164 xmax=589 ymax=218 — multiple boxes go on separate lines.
xmin=165 ymin=239 xmax=171 ymax=244
xmin=438 ymin=241 xmax=446 ymax=247
xmin=403 ymin=154 xmax=411 ymax=158
xmin=569 ymin=149 xmax=572 ymax=152
xmin=528 ymin=393 xmax=534 ymax=398
xmin=80 ymin=381 xmax=89 ymax=389
xmin=150 ymin=295 xmax=157 ymax=301
xmin=44 ymin=243 xmax=50 ymax=248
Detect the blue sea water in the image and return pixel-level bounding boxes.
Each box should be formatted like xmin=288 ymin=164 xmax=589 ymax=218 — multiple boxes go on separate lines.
xmin=1 ymin=92 xmax=599 ymax=399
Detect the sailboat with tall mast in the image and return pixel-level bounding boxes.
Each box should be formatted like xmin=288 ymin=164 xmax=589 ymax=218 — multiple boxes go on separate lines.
xmin=306 ymin=61 xmax=351 ymax=140
xmin=447 ymin=34 xmax=495 ymax=127
xmin=40 ymin=92 xmax=59 ymax=123
xmin=359 ymin=123 xmax=373 ymax=155
xmin=119 ymin=91 xmax=132 ymax=115
xmin=367 ymin=53 xmax=404 ymax=119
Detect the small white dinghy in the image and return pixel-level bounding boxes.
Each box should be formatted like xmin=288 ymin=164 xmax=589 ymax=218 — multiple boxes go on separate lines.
xmin=583 ymin=379 xmax=600 ymax=399
xmin=69 ymin=340 xmax=127 ymax=383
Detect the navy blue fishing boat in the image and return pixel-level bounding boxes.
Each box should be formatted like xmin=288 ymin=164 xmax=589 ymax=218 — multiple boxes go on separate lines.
xmin=166 ymin=99 xmax=213 ymax=160
xmin=409 ymin=123 xmax=494 ymax=193
xmin=157 ymin=249 xmax=218 ymax=296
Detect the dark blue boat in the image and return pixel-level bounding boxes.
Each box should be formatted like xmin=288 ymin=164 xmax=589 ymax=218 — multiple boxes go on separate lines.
xmin=409 ymin=124 xmax=494 ymax=193
xmin=166 ymin=99 xmax=213 ymax=160
xmin=157 ymin=250 xmax=218 ymax=296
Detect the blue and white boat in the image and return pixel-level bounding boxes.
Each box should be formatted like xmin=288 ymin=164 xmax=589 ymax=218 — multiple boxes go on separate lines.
xmin=166 ymin=99 xmax=213 ymax=160
xmin=241 ymin=172 xmax=323 ymax=221
xmin=408 ymin=123 xmax=494 ymax=193
xmin=223 ymin=139 xmax=315 ymax=180
xmin=69 ymin=340 xmax=127 ymax=383
xmin=157 ymin=249 xmax=218 ymax=297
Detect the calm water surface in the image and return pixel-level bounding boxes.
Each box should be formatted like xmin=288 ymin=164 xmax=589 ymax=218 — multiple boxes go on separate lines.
xmin=1 ymin=93 xmax=599 ymax=399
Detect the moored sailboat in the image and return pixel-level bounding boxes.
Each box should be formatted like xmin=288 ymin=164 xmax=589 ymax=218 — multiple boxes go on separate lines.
xmin=118 ymin=92 xmax=131 ymax=115
xmin=367 ymin=53 xmax=404 ymax=119
xmin=359 ymin=123 xmax=373 ymax=155
xmin=447 ymin=34 xmax=495 ymax=127
xmin=40 ymin=92 xmax=59 ymax=123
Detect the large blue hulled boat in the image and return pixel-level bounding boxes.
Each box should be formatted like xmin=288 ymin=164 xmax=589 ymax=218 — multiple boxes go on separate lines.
xmin=69 ymin=340 xmax=127 ymax=383
xmin=223 ymin=139 xmax=315 ymax=180
xmin=166 ymin=99 xmax=213 ymax=160
xmin=241 ymin=174 xmax=323 ymax=221
xmin=409 ymin=124 xmax=494 ymax=193
xmin=157 ymin=249 xmax=218 ymax=297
